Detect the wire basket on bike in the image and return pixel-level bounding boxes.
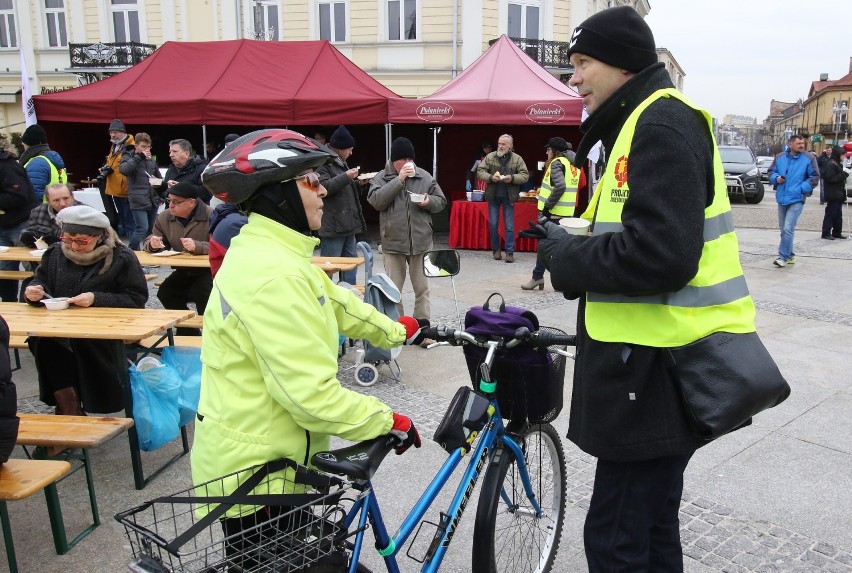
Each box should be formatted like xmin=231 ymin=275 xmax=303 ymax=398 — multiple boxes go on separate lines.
xmin=463 ymin=325 xmax=568 ymax=424
xmin=115 ymin=458 xmax=350 ymax=572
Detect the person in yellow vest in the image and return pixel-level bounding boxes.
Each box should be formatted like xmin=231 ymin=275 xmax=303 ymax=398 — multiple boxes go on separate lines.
xmin=100 ymin=119 xmax=135 ymax=238
xmin=527 ymin=7 xmax=758 ymax=571
xmin=19 ymin=124 xmax=67 ymax=203
xmin=521 ymin=136 xmax=584 ymax=290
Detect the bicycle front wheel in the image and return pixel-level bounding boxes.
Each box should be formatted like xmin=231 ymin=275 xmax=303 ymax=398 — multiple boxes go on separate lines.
xmin=472 ymin=422 xmax=566 ymax=573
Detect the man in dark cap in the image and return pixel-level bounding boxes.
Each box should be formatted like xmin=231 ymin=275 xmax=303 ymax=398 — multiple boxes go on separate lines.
xmin=526 ymin=6 xmax=760 ymax=571
xmin=101 ymin=118 xmax=135 ymax=237
xmin=143 ymin=181 xmax=213 ymax=333
xmin=368 ymin=137 xmax=446 ymax=346
xmin=316 ymin=125 xmax=366 ymax=284
xmin=19 ymin=123 xmax=67 ymax=202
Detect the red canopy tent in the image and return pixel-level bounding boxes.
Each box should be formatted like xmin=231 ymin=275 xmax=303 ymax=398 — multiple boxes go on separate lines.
xmin=388 ymin=35 xmax=583 ymax=125
xmin=33 ymin=39 xmax=400 ymax=125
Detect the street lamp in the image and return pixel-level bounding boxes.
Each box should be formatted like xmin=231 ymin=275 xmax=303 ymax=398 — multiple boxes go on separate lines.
xmin=832 ymin=94 xmax=847 ymax=145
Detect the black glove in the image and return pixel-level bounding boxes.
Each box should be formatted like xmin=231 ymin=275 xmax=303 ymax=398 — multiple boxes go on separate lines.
xmin=398 ymin=316 xmax=430 ymax=345
xmin=540 ymin=208 xmax=552 ymax=221
xmin=19 ymin=231 xmax=37 ymax=248
xmin=519 ymin=221 xmax=569 ymax=271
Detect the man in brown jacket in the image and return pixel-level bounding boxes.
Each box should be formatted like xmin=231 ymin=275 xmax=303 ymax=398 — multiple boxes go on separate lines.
xmin=102 ymin=119 xmax=135 ymax=237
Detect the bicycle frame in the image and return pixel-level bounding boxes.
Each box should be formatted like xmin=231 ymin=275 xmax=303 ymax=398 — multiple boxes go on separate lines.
xmin=339 ymin=391 xmax=543 ymax=573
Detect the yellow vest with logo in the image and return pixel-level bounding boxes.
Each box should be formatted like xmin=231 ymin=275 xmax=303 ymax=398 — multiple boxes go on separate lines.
xmin=24 ymin=155 xmax=68 ymax=203
xmin=538 ymin=156 xmax=578 ymax=217
xmin=583 ymin=88 xmax=755 ymax=347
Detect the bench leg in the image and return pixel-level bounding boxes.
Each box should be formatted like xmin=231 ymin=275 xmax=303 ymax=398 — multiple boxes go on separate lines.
xmin=0 ymin=501 xmax=19 ymax=573
xmin=10 ymin=348 xmax=20 ymax=372
xmin=43 ymin=482 xmax=70 ymax=554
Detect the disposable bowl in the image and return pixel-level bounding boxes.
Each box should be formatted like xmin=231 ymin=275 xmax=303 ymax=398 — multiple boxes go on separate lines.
xmin=42 ymin=297 xmax=70 ymax=310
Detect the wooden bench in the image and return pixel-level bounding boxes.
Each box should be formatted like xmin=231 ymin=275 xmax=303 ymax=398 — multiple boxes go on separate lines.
xmin=180 ymin=315 xmax=203 ymax=330
xmin=15 ymin=414 xmax=135 ymax=556
xmin=0 ymin=270 xmax=33 ymax=281
xmin=0 ymin=459 xmax=72 ymax=573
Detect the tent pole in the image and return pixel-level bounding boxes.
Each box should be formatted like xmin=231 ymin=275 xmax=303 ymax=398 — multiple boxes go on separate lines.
xmin=432 ymin=126 xmax=440 ymax=177
xmin=202 ymin=125 xmax=208 ymax=159
xmin=385 ymin=123 xmax=392 ymax=163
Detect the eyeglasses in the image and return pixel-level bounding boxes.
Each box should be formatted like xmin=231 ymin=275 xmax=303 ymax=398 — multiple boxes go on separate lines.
xmin=60 ymin=233 xmax=97 ymax=246
xmin=287 ymin=172 xmax=321 ymax=192
xmin=168 ymin=197 xmax=192 ymax=206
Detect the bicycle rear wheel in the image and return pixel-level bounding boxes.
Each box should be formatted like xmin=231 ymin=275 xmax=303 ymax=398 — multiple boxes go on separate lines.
xmin=472 ymin=423 xmax=566 ymax=573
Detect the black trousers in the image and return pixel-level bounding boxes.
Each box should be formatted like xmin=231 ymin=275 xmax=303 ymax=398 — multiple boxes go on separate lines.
xmin=156 ymin=268 xmax=213 ymax=335
xmin=821 ymin=200 xmax=844 ymax=237
xmin=584 ymin=452 xmax=694 ymax=573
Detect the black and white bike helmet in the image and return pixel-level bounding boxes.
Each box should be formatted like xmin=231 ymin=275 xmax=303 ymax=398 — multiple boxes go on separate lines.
xmin=202 ymin=129 xmax=335 ymax=204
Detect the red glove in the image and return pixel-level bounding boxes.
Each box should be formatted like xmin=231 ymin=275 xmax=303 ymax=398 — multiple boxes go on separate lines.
xmin=390 ymin=413 xmax=422 ymax=455
xmin=398 ymin=316 xmax=430 ymax=345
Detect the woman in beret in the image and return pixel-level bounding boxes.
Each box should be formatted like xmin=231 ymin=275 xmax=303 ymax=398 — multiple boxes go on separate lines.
xmin=24 ymin=205 xmax=148 ymax=415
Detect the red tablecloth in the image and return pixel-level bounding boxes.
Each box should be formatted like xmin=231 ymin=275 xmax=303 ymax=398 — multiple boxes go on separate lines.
xmin=448 ymin=200 xmax=539 ymax=252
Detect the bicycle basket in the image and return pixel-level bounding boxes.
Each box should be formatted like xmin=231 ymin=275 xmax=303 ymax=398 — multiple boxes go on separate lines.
xmin=463 ymin=326 xmax=568 ymax=424
xmin=115 ymin=458 xmax=350 ymax=572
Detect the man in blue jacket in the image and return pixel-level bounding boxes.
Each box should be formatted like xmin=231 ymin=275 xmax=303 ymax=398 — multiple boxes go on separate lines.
xmin=769 ymin=134 xmax=819 ymax=267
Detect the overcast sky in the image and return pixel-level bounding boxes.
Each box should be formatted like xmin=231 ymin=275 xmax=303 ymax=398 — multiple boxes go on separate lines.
xmin=644 ymin=0 xmax=851 ymax=122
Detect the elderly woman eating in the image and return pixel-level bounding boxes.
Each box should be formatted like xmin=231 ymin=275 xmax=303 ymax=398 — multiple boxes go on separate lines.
xmin=24 ymin=205 xmax=148 ymax=415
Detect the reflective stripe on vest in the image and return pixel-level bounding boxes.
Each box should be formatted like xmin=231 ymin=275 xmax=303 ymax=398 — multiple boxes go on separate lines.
xmin=584 ymin=88 xmax=755 ymax=347
xmin=537 ymin=156 xmax=578 ymax=217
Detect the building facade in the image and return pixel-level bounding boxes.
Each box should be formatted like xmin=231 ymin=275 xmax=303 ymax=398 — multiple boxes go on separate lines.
xmin=2 ymin=0 xmax=668 ymax=134
xmin=801 ymin=60 xmax=851 ymax=152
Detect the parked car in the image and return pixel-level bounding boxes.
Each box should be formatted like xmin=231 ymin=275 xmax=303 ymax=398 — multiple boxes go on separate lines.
xmin=718 ymin=145 xmax=764 ymax=204
xmin=756 ymin=155 xmax=774 ymax=183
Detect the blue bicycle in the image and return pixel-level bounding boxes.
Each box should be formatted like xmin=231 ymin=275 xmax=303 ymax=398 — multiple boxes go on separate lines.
xmin=117 ymin=322 xmax=575 ymax=573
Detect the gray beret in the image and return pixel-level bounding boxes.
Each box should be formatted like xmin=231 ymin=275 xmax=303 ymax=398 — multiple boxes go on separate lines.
xmin=55 ymin=205 xmax=111 ymax=235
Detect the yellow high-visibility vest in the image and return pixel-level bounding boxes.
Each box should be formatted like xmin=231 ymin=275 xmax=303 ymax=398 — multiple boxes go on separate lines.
xmin=537 ymin=156 xmax=578 ymax=217
xmin=25 ymin=155 xmax=68 ymax=203
xmin=584 ymin=88 xmax=755 ymax=346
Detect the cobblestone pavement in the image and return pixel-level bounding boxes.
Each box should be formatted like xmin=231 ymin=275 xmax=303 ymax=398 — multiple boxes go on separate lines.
xmin=339 ymin=285 xmax=852 ymax=573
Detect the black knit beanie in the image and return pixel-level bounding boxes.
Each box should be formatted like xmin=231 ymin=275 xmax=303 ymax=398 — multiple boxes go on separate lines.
xmin=21 ymin=124 xmax=47 ymax=146
xmin=329 ymin=125 xmax=356 ymax=149
xmin=390 ymin=137 xmax=416 ymax=162
xmin=566 ymin=6 xmax=657 ymax=73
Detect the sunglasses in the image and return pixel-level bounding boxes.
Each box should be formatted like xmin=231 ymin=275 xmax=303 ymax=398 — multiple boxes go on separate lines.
xmin=60 ymin=233 xmax=97 ymax=246
xmin=288 ymin=172 xmax=321 ymax=192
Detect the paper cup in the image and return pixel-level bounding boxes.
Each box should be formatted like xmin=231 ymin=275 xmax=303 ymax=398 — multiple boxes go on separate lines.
xmin=559 ymin=217 xmax=591 ymax=235
xmin=537 ymin=161 xmax=545 ymax=170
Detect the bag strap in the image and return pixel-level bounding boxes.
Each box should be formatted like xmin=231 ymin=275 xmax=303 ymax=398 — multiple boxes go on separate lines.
xmin=159 ymin=458 xmax=341 ymax=553
xmin=482 ymin=292 xmax=506 ymax=312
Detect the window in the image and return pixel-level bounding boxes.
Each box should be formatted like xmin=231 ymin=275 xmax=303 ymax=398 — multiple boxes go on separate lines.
xmin=111 ymin=0 xmax=140 ymax=43
xmin=319 ymin=2 xmax=345 ymax=42
xmin=508 ymin=2 xmax=540 ymax=40
xmin=254 ymin=0 xmax=279 ymax=41
xmin=45 ymin=0 xmax=67 ymax=48
xmin=388 ymin=0 xmax=416 ymax=41
xmin=0 ymin=0 xmax=15 ymax=48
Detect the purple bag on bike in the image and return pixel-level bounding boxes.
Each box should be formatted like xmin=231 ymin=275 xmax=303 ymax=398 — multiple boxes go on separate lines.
xmin=462 ymin=293 xmax=564 ymax=424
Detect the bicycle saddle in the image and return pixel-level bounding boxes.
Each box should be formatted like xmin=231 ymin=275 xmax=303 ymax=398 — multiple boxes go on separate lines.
xmin=311 ymin=435 xmax=397 ymax=481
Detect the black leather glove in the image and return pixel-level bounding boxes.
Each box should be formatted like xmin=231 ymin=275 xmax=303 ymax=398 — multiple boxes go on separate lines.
xmin=519 ymin=221 xmax=568 ymax=271
xmin=19 ymin=231 xmax=37 ymax=248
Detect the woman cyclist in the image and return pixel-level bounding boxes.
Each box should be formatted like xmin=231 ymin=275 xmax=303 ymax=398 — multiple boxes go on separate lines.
xmin=195 ymin=130 xmax=425 ymax=565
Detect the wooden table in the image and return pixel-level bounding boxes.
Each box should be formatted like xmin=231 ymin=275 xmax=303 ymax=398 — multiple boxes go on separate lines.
xmin=311 ymin=256 xmax=364 ymax=273
xmin=0 ymin=303 xmax=195 ymax=489
xmin=134 ymin=250 xmax=211 ymax=269
xmin=0 ymin=246 xmax=43 ymax=263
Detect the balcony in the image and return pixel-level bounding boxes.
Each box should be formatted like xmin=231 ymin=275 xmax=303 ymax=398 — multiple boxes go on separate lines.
xmin=489 ymin=37 xmax=573 ymax=70
xmin=817 ymin=122 xmax=848 ymax=134
xmin=69 ymin=42 xmax=156 ymax=69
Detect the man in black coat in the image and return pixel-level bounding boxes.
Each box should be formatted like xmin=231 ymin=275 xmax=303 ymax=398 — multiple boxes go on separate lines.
xmin=160 ymin=138 xmax=210 ymax=203
xmin=0 ymin=134 xmax=38 ymax=302
xmin=530 ymin=7 xmax=752 ymax=571
xmin=0 ymin=315 xmax=19 ymax=465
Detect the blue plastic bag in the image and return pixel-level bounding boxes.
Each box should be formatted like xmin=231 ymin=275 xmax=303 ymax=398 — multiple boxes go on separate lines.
xmin=129 ymin=358 xmax=181 ymax=451
xmin=161 ymin=346 xmax=202 ymax=427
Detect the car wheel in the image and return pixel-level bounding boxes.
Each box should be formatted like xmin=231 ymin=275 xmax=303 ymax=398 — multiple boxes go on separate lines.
xmin=745 ymin=184 xmax=764 ymax=204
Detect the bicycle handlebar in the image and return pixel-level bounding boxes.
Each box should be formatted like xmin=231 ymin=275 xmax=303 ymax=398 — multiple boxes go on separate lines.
xmin=422 ymin=325 xmax=575 ymax=350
